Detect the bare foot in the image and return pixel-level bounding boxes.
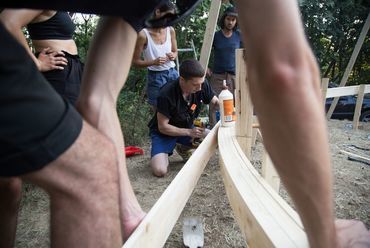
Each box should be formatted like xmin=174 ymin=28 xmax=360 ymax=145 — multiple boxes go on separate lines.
xmin=122 ymin=211 xmax=146 ymax=242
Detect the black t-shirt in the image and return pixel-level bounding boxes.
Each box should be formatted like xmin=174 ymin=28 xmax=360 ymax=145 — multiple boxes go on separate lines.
xmin=149 ymin=79 xmax=215 ymax=133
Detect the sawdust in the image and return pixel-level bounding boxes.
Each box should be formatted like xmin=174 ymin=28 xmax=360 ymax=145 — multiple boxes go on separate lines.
xmin=14 ymin=120 xmax=370 ymax=247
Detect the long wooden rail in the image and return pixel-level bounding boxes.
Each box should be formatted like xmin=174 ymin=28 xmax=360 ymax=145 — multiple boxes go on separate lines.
xmin=325 ymin=84 xmax=370 ymax=98
xmin=323 ymin=83 xmax=370 ymax=130
xmin=123 ymin=123 xmax=219 ymax=247
xmin=218 ymin=124 xmax=309 ymax=247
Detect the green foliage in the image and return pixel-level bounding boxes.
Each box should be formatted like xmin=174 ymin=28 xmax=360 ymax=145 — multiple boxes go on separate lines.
xmin=72 ymin=14 xmax=99 ymax=62
xmin=117 ymin=83 xmax=152 ymax=145
xmin=175 ymin=0 xmax=211 ymax=62
xmin=300 ymin=0 xmax=370 ymax=85
xmin=120 ymin=67 xmax=153 ymax=145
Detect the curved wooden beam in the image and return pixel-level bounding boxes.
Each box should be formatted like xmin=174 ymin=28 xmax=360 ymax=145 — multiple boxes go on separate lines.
xmin=218 ymin=124 xmax=309 ymax=247
xmin=123 ymin=123 xmax=219 ymax=248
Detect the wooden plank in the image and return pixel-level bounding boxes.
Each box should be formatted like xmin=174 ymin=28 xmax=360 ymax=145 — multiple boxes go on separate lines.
xmin=327 ymin=11 xmax=370 ymax=118
xmin=353 ymin=84 xmax=366 ymax=130
xmin=235 ymin=49 xmax=253 ymax=159
xmin=340 ymin=150 xmax=370 ymax=165
xmin=218 ymin=125 xmax=309 ymax=247
xmin=199 ymin=0 xmax=222 ymax=69
xmin=261 ymin=149 xmax=280 ymax=192
xmin=326 ymin=85 xmax=359 ymax=98
xmin=325 ymin=84 xmax=370 ymax=98
xmin=321 ymin=78 xmax=329 ymax=107
xmin=251 ymin=116 xmax=259 ymax=146
xmin=123 ymin=123 xmax=219 ymax=248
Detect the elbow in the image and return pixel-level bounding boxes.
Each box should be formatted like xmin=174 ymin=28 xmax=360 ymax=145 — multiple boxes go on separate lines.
xmin=251 ymin=60 xmax=314 ymax=94
xmin=158 ymin=125 xmax=166 ymax=134
xmin=1 ymin=20 xmax=17 ymax=33
xmin=131 ymin=60 xmax=140 ymax=68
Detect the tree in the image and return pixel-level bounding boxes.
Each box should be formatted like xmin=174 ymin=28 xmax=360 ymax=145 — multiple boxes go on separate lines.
xmin=300 ymin=0 xmax=370 ymax=85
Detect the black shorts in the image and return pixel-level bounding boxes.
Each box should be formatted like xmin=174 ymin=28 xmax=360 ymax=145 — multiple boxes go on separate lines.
xmin=41 ymin=52 xmax=84 ymax=106
xmin=0 ymin=23 xmax=83 ymax=177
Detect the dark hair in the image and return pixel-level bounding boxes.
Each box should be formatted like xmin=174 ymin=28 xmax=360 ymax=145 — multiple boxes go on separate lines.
xmin=180 ymin=59 xmax=205 ymax=80
xmin=156 ymin=1 xmax=176 ymax=13
xmin=219 ymin=6 xmax=238 ymax=31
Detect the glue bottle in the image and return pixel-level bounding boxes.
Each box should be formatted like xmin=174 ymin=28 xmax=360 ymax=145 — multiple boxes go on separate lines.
xmin=219 ymin=80 xmax=234 ymax=127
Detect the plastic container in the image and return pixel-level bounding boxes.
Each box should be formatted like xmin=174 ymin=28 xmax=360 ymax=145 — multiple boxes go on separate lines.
xmin=219 ymin=80 xmax=234 ymax=127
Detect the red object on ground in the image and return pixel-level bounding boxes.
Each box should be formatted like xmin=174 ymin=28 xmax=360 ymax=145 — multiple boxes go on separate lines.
xmin=125 ymin=146 xmax=144 ymax=157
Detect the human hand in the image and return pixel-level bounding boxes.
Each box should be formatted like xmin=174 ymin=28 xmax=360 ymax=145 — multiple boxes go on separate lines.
xmin=189 ymin=127 xmax=205 ymax=138
xmin=153 ymin=56 xmax=168 ymax=65
xmin=335 ymin=219 xmax=370 ymax=248
xmin=206 ymin=68 xmax=212 ymax=77
xmin=37 ymin=48 xmax=68 ymax=72
xmin=166 ymin=52 xmax=176 ymax=61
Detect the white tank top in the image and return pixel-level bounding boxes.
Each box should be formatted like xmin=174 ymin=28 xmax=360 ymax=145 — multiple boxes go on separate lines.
xmin=143 ymin=27 xmax=176 ymax=71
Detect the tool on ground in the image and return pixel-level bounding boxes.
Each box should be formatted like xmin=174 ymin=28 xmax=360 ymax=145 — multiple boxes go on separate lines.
xmin=192 ymin=117 xmax=209 ymax=147
xmin=183 ymin=217 xmax=204 ymax=248
xmin=124 ymin=146 xmax=144 ymax=157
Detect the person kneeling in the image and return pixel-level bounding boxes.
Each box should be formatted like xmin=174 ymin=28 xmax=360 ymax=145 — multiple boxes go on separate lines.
xmin=148 ymin=59 xmax=219 ymax=177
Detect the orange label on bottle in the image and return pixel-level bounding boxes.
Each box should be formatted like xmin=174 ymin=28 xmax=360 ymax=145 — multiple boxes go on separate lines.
xmin=223 ymin=99 xmax=234 ymax=122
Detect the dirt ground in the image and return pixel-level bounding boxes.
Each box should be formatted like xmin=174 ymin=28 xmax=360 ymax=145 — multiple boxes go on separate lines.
xmin=15 ymin=119 xmax=370 ymax=247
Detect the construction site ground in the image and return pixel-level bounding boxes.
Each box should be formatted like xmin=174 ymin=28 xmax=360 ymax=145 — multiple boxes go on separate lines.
xmin=15 ymin=119 xmax=370 ymax=247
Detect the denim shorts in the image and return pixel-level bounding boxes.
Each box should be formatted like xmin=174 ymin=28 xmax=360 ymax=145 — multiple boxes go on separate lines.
xmin=147 ymin=67 xmax=179 ymax=106
xmin=150 ymin=130 xmax=192 ymax=157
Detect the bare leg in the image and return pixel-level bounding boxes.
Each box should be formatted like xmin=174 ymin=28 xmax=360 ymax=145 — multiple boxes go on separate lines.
xmin=150 ymin=153 xmax=169 ymax=177
xmin=76 ymin=17 xmax=145 ymax=240
xmin=21 ymin=121 xmax=122 ymax=247
xmin=0 ymin=177 xmax=22 ymax=248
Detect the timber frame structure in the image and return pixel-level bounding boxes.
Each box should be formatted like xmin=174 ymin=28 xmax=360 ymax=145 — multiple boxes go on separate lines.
xmin=124 ymin=1 xmax=370 ymax=247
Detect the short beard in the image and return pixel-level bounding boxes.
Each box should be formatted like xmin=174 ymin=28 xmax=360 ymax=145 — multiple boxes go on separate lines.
xmin=224 ymin=25 xmax=234 ymax=31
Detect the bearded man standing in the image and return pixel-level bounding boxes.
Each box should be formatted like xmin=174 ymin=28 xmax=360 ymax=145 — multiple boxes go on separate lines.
xmin=208 ymin=6 xmax=242 ymax=127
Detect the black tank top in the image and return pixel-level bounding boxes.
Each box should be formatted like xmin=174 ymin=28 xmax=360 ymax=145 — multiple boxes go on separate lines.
xmin=27 ymin=12 xmax=75 ymax=40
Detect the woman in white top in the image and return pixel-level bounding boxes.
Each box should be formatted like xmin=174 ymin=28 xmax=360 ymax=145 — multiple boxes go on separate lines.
xmin=133 ymin=2 xmax=179 ymax=109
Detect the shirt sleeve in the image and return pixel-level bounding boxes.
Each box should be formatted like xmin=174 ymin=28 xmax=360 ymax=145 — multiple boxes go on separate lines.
xmin=156 ymin=94 xmax=172 ymax=120
xmin=201 ymin=79 xmax=216 ymax=104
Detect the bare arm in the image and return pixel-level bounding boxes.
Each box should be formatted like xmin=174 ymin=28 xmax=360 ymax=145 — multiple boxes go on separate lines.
xmin=157 ymin=112 xmax=203 ymax=138
xmin=166 ymin=26 xmax=177 ymax=61
xmin=0 ymin=9 xmax=67 ymax=71
xmin=132 ymin=30 xmax=167 ymax=68
xmin=132 ymin=31 xmax=151 ymax=68
xmin=235 ymin=0 xmax=336 ymax=247
xmin=210 ymin=95 xmax=219 ymax=106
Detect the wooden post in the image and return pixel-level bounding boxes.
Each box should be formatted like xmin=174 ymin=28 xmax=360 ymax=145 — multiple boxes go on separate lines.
xmin=199 ymin=0 xmax=222 ymax=69
xmin=321 ymin=78 xmax=329 ymax=108
xmin=235 ymin=49 xmax=253 ymax=159
xmin=327 ymin=11 xmax=370 ymax=119
xmin=353 ymin=84 xmax=366 ymax=130
xmin=261 ymin=149 xmax=280 ymax=192
xmin=251 ymin=116 xmax=259 ymax=147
